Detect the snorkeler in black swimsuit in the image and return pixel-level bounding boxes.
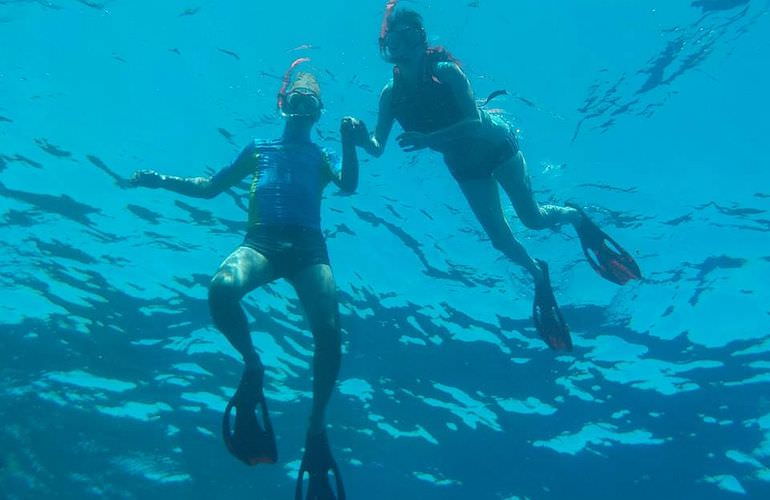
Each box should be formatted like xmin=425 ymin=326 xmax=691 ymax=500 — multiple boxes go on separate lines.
xmin=344 ymin=5 xmax=641 ymax=351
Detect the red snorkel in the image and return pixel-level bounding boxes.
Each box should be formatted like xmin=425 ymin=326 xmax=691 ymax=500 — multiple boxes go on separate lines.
xmin=277 ymin=57 xmax=312 ymax=115
xmin=378 ymin=0 xmax=398 ymax=59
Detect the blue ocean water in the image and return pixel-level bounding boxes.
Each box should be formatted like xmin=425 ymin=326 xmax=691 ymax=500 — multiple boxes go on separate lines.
xmin=1 ymin=0 xmax=769 ymax=498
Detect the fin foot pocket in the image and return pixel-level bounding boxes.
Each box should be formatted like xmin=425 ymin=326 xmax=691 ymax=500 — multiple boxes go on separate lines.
xmin=222 ymin=367 xmax=278 ymax=465
xmin=533 ymin=259 xmax=572 ymax=351
xmin=567 ymin=202 xmax=642 ymax=285
xmin=295 ymin=431 xmax=345 ymax=500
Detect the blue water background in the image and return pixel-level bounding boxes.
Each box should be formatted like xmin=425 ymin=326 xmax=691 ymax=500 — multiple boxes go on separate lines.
xmin=1 ymin=0 xmax=769 ymax=498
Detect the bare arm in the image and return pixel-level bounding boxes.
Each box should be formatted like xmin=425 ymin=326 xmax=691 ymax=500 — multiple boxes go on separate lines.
xmin=130 ymin=143 xmax=258 ymax=199
xmin=338 ymin=133 xmax=359 ymax=193
xmin=341 ymin=81 xmax=396 ymax=158
xmin=365 ymin=83 xmax=396 ymax=157
xmin=324 ymin=118 xmax=360 ymax=194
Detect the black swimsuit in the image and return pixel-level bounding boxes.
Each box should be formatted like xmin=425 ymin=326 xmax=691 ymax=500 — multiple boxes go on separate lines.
xmin=390 ymin=61 xmax=519 ymax=181
xmin=242 ymin=224 xmax=330 ymax=280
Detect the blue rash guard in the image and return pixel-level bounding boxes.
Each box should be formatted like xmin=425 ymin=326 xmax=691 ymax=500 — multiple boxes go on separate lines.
xmin=211 ymin=138 xmax=341 ymax=231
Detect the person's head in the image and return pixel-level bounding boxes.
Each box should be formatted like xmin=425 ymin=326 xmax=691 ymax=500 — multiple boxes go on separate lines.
xmin=283 ymin=72 xmax=322 ymax=121
xmin=380 ymin=8 xmax=427 ymax=64
xmin=278 ymin=62 xmax=323 ymax=124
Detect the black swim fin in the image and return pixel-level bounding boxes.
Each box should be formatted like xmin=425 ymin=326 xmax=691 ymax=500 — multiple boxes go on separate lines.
xmin=295 ymin=431 xmax=345 ymax=500
xmin=222 ymin=367 xmax=278 ymax=465
xmin=533 ymin=259 xmax=572 ymax=351
xmin=567 ymin=203 xmax=642 ymax=285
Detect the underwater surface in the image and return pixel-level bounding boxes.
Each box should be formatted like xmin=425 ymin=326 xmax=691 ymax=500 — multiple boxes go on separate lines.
xmin=1 ymin=0 xmax=770 ymax=498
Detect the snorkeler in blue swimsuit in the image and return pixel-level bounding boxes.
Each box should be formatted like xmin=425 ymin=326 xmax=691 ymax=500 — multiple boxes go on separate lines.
xmin=344 ymin=5 xmax=641 ymax=351
xmin=131 ymin=64 xmax=351 ymax=499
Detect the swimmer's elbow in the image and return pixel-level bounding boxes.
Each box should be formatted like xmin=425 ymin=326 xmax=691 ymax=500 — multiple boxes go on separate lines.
xmin=199 ymin=180 xmax=223 ymax=199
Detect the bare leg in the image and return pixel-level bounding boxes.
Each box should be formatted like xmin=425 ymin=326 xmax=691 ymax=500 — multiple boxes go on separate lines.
xmin=457 ymin=155 xmax=574 ymax=350
xmin=208 ymin=246 xmax=275 ymax=370
xmin=457 ymin=176 xmax=543 ymax=281
xmin=493 ymin=151 xmax=580 ymax=230
xmin=290 ymin=264 xmax=342 ymax=435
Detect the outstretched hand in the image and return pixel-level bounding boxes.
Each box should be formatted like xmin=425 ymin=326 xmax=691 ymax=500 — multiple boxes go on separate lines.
xmin=396 ymin=131 xmax=430 ymax=152
xmin=340 ymin=116 xmax=369 ymax=147
xmin=129 ymin=169 xmax=163 ymax=188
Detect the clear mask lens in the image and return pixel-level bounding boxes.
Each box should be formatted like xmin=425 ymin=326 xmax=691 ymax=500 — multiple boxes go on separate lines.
xmin=385 ymin=26 xmax=422 ymax=51
xmin=284 ymin=89 xmax=321 ymax=116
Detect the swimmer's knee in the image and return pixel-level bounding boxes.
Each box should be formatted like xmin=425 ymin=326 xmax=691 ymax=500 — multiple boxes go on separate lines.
xmin=208 ymin=271 xmax=241 ymax=304
xmin=490 ymin=237 xmax=508 ymax=253
xmin=521 ymin=218 xmax=548 ymax=230
xmin=518 ymin=210 xmax=549 ymax=230
xmin=488 ymin=230 xmax=520 ymax=254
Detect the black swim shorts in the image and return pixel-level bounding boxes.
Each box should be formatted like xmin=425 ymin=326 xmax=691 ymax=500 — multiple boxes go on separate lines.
xmin=241 ymin=224 xmax=330 ymax=279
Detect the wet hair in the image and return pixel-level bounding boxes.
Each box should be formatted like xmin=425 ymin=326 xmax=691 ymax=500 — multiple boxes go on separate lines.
xmin=283 ymin=72 xmax=322 ymax=119
xmin=288 ymin=72 xmax=321 ymax=98
xmin=387 ymin=8 xmax=424 ymax=31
